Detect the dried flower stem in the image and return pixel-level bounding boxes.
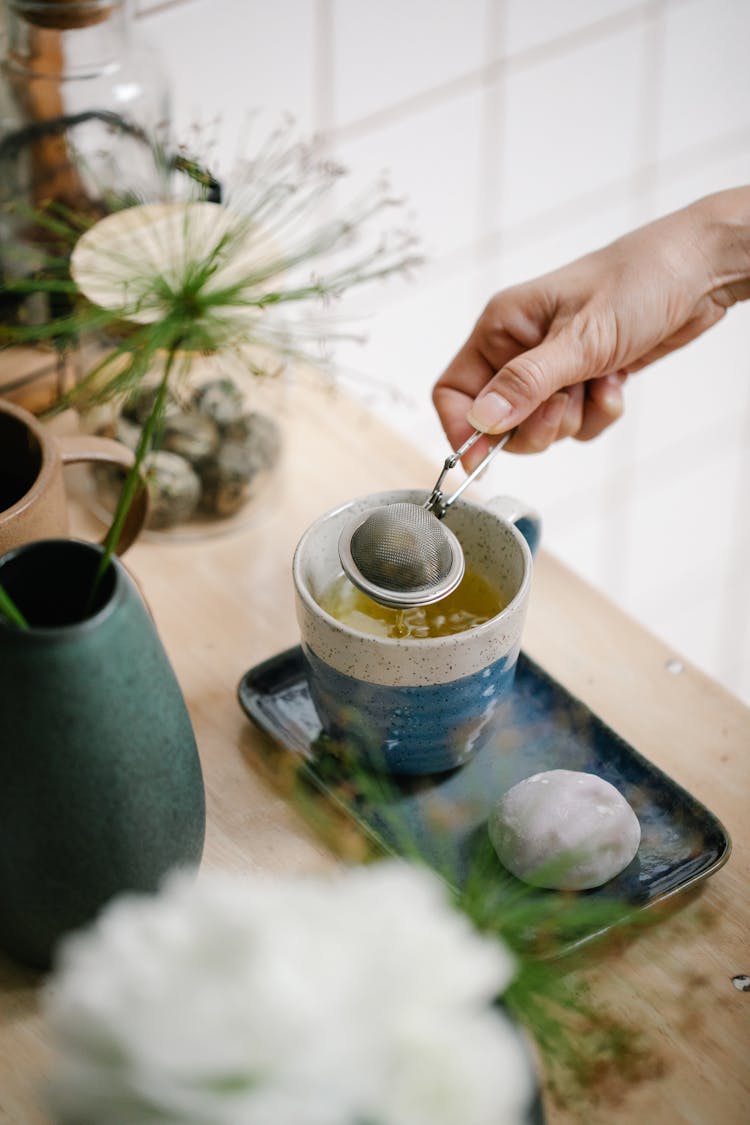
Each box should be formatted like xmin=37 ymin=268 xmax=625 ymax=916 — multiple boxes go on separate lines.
xmin=87 ymin=346 xmax=178 ymax=608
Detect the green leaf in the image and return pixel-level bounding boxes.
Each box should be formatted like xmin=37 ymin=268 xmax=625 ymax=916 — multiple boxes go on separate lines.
xmin=0 ymin=583 xmax=29 ymax=630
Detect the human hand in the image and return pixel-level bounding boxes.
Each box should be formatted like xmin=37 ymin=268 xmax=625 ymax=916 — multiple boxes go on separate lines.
xmin=433 ymin=187 xmax=750 ymax=469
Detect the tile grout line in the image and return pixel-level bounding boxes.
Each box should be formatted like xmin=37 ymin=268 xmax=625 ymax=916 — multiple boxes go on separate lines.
xmin=312 ymin=0 xmax=335 ymax=138
xmin=364 ymin=123 xmax=750 ymax=310
xmin=489 ymin=122 xmax=750 ymax=259
xmin=312 ymin=0 xmax=340 ymax=231
xmin=474 ymin=0 xmax=507 ymax=308
xmin=135 ymin=0 xmax=202 ymax=19
xmin=627 ymin=0 xmax=667 ymax=221
xmin=321 ymin=2 xmax=653 ymax=146
xmin=601 ymin=0 xmax=667 ymax=604
xmin=502 ymin=1 xmax=653 ymax=73
xmin=546 ymin=406 xmax=750 ymax=539
xmin=668 ymin=0 xmax=750 ymax=696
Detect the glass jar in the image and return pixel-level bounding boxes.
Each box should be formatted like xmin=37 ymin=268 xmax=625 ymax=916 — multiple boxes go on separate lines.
xmin=0 ymin=0 xmax=170 ymax=407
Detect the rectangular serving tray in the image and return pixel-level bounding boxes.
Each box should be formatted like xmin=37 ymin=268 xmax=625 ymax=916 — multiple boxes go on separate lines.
xmin=238 ymin=647 xmax=731 ymax=956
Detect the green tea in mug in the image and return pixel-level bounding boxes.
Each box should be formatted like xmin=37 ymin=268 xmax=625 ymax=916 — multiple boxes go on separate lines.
xmin=319 ymin=568 xmax=507 ymax=639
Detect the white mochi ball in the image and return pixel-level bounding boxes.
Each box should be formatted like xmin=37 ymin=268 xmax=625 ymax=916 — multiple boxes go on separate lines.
xmin=488 ymin=769 xmax=641 ymax=890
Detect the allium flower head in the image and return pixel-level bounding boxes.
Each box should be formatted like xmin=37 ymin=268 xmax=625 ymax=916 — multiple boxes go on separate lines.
xmin=43 ymin=861 xmax=532 ymax=1125
xmin=3 ymin=122 xmax=421 ymax=412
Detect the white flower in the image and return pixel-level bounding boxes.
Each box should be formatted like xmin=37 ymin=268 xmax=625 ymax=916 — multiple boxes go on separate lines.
xmin=66 ymin=127 xmax=421 ymax=377
xmin=43 ymin=861 xmax=532 ymax=1125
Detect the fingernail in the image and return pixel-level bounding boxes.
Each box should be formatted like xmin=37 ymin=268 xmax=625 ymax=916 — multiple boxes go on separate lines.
xmin=467 ymin=391 xmax=513 ymax=433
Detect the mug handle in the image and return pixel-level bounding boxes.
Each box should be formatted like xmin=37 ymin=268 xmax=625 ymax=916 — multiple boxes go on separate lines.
xmin=57 ymin=434 xmax=148 ymax=555
xmin=485 ymin=495 xmax=542 ymax=557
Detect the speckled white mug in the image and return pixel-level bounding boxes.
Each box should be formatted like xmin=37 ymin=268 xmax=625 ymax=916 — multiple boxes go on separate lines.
xmin=293 ymin=488 xmax=541 ymax=775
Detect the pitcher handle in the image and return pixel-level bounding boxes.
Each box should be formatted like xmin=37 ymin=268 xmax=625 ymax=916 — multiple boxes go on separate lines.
xmin=57 ymin=434 xmax=148 ymax=555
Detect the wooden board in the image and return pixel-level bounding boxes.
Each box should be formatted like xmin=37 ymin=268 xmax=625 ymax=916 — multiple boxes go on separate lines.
xmin=1 ymin=371 xmax=748 ymax=1124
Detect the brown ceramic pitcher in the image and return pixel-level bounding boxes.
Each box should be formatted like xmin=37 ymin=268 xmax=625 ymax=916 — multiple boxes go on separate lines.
xmin=0 ymin=399 xmax=147 ymax=555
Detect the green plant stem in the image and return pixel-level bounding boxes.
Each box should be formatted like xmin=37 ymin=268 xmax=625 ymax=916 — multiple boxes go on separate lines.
xmin=0 ymin=583 xmax=29 ymax=630
xmin=87 ymin=347 xmax=178 ymax=609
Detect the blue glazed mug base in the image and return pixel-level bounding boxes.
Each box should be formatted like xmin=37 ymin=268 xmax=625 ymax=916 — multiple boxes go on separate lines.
xmin=304 ymin=645 xmax=519 ymax=775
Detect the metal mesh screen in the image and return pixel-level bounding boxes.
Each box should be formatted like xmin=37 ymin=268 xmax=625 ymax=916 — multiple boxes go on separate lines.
xmin=349 ymin=502 xmax=455 ymax=592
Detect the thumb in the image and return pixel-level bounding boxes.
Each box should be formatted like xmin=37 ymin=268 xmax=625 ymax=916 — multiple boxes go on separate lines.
xmin=467 ymin=330 xmax=591 ymax=434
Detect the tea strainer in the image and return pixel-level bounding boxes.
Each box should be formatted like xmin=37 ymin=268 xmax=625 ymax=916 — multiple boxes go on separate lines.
xmin=338 ymin=429 xmax=511 ymax=609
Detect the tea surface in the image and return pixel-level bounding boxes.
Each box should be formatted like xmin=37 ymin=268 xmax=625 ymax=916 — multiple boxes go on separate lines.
xmin=319 ymin=568 xmax=507 ymax=639
xmin=0 ymin=472 xmax=33 ymax=512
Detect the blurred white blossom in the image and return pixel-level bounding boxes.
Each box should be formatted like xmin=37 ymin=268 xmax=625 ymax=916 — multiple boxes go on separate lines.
xmin=42 ymin=861 xmax=531 ymax=1125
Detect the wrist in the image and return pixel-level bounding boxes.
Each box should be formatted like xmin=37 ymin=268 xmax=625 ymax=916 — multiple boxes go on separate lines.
xmin=688 ymin=186 xmax=750 ymax=295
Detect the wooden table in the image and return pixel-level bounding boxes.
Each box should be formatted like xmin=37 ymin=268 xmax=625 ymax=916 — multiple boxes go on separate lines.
xmin=1 ymin=372 xmax=748 ymax=1124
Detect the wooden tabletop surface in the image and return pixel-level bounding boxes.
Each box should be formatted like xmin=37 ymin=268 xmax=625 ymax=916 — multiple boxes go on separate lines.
xmin=0 ymin=369 xmax=748 ymax=1124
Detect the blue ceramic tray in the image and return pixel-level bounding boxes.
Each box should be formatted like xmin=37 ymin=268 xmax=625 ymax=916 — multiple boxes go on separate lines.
xmin=238 ymin=647 xmax=731 ymax=956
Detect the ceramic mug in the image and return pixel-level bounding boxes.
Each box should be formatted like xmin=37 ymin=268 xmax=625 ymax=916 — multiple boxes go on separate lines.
xmin=0 ymin=398 xmax=147 ymax=556
xmin=293 ymin=488 xmax=541 ymax=775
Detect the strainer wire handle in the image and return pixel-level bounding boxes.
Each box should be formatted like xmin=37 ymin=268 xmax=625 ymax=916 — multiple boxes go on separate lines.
xmin=425 ymin=429 xmax=512 ymax=518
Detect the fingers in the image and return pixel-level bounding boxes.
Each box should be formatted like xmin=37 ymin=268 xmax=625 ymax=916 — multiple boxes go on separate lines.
xmin=434 ymin=285 xmax=626 ymax=461
xmin=557 ymin=382 xmax=585 ymax=440
xmin=463 ymin=387 xmax=579 ymax=465
xmin=467 ymin=322 xmax=597 ymax=435
xmin=434 ymin=322 xmax=529 ymax=453
xmin=504 ymin=393 xmax=569 ymax=454
xmin=464 ymin=376 xmax=625 ymax=463
xmin=574 ymin=373 xmax=626 ymax=442
xmin=432 ymin=377 xmax=485 ymax=458
xmin=501 ymin=382 xmax=585 ymax=455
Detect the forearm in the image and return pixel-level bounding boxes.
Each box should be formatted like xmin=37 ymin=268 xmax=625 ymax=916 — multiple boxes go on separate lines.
xmin=688 ymin=186 xmax=750 ymax=303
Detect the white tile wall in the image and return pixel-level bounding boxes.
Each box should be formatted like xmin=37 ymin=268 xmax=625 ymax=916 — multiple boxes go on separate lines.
xmin=658 ymin=0 xmax=750 ymax=162
xmin=136 ymin=0 xmax=750 ymax=704
xmin=627 ymin=442 xmax=744 ymax=616
xmin=504 ymin=0 xmax=643 ymax=56
xmin=140 ymin=0 xmax=317 ymax=176
xmin=331 ymin=262 xmax=481 ymax=460
xmin=499 ymin=23 xmax=647 ymax=228
xmin=330 ymin=0 xmax=489 ymax=126
xmin=654 ymin=141 xmax=750 ymax=214
xmin=630 ymin=303 xmax=750 ymax=461
xmin=330 ymin=87 xmax=487 ymax=260
xmin=494 ymin=198 xmax=635 ymax=288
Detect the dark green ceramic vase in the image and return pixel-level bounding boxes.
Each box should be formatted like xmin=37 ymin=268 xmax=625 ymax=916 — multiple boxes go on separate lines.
xmin=0 ymin=539 xmax=206 ymax=969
